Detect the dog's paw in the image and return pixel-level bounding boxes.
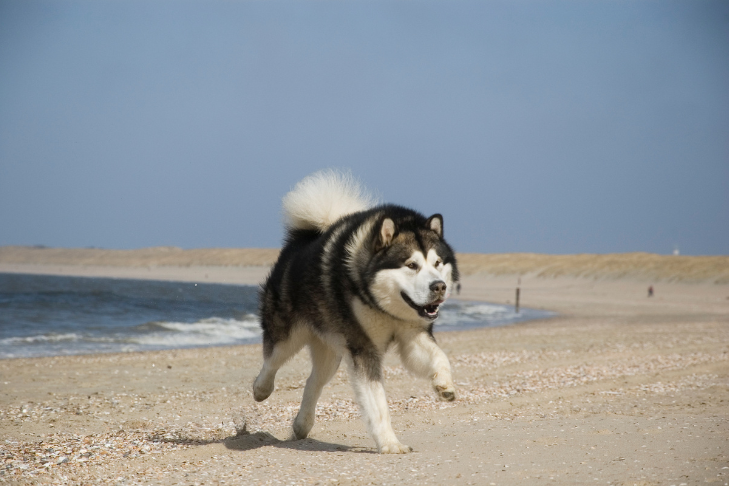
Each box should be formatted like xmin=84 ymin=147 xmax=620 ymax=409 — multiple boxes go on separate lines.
xmin=432 ymin=372 xmax=456 ymax=402
xmin=252 ymin=376 xmax=274 ymax=402
xmin=379 ymin=442 xmax=413 ymax=454
xmin=292 ymin=417 xmax=313 ymax=440
xmin=435 ymin=384 xmax=456 ymax=402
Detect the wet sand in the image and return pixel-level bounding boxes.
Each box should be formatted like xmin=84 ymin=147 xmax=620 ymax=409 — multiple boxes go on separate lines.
xmin=1 ymin=260 xmax=728 ymax=485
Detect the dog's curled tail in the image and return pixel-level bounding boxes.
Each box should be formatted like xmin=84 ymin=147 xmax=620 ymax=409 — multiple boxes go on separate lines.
xmin=282 ymin=170 xmax=376 ymax=232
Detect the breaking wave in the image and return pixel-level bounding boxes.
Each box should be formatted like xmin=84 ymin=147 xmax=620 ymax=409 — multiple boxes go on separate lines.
xmin=0 ymin=333 xmax=83 ymax=345
xmin=0 ymin=316 xmax=262 ymax=359
xmin=128 ymin=316 xmax=261 ymax=347
xmin=436 ymin=301 xmax=553 ymax=330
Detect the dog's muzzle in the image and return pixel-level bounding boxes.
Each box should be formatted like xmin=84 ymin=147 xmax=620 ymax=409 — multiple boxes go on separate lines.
xmin=401 ymin=291 xmax=444 ymax=320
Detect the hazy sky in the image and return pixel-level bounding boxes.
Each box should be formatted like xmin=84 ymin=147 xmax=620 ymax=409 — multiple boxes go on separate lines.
xmin=1 ymin=0 xmax=727 ymax=255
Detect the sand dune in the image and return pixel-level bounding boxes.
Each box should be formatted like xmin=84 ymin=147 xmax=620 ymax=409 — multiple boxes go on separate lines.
xmin=456 ymin=251 xmax=729 ymax=283
xmin=1 ymin=246 xmax=727 ymax=283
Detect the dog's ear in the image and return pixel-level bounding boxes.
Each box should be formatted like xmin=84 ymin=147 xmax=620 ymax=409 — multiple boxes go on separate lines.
xmin=375 ymin=218 xmax=396 ymax=251
xmin=426 ymin=214 xmax=443 ymax=238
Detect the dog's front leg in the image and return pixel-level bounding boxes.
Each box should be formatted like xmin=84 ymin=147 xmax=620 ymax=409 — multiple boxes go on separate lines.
xmin=347 ymin=359 xmax=412 ymax=454
xmin=396 ymin=329 xmax=456 ymax=401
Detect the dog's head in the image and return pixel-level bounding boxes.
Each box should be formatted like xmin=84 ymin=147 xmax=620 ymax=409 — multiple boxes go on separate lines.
xmin=361 ymin=208 xmax=459 ymax=323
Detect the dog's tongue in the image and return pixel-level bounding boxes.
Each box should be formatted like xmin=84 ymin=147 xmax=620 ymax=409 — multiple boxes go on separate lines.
xmin=424 ymin=303 xmax=439 ymax=315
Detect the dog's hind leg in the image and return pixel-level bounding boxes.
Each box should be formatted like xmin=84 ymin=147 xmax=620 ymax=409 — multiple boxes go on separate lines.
xmin=292 ymin=336 xmax=341 ymax=440
xmin=253 ymin=326 xmax=307 ymax=402
xmin=395 ymin=329 xmax=456 ymax=401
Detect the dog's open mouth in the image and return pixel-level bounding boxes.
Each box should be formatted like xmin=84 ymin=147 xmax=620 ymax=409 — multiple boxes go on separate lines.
xmin=401 ymin=292 xmax=442 ymax=320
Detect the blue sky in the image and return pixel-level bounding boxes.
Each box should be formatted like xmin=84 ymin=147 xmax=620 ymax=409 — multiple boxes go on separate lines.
xmin=1 ymin=0 xmax=727 ymax=255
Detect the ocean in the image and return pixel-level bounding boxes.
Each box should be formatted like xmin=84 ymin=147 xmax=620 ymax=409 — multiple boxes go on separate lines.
xmin=0 ymin=273 xmax=553 ymax=359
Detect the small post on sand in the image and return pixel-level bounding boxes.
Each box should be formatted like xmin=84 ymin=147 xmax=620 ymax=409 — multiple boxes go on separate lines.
xmin=515 ymin=277 xmax=521 ymax=314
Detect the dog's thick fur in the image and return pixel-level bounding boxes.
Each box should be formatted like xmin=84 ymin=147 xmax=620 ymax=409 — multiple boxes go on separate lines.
xmin=253 ymin=170 xmax=459 ymax=453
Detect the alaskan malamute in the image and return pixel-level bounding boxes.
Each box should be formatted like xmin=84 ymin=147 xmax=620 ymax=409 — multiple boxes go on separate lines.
xmin=253 ymin=170 xmax=459 ymax=453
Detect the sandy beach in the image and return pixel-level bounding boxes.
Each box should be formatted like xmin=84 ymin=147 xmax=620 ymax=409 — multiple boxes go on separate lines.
xmin=1 ymin=249 xmax=728 ymax=485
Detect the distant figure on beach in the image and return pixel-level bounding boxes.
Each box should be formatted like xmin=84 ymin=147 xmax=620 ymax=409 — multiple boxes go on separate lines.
xmin=456 ymin=282 xmax=461 ymax=295
xmin=648 ymin=285 xmax=654 ymax=297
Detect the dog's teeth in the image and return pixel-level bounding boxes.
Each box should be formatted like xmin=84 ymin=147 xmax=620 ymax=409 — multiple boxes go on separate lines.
xmin=424 ymin=304 xmax=439 ymax=315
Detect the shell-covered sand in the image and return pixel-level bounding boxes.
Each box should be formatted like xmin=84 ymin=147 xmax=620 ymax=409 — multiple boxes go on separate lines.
xmin=1 ymin=248 xmax=728 ymax=485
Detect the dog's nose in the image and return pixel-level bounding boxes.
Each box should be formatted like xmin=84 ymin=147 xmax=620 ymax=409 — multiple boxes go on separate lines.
xmin=429 ymin=280 xmax=446 ymax=294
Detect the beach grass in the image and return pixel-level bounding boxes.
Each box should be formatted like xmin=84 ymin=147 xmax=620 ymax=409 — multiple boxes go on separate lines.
xmin=2 ymin=246 xmax=728 ymax=283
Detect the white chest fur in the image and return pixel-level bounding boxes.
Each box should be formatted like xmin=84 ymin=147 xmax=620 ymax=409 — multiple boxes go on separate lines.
xmin=350 ymin=297 xmax=426 ymax=353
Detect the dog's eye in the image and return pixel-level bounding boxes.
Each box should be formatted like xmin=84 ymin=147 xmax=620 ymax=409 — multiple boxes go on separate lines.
xmin=434 ymin=259 xmax=443 ymax=267
xmin=406 ymin=262 xmax=419 ymax=271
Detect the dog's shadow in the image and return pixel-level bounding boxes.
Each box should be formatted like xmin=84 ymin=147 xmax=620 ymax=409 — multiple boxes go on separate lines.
xmin=223 ymin=431 xmax=372 ymax=454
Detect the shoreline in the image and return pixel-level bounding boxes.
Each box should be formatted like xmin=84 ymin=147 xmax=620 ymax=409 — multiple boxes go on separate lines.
xmin=0 ymin=265 xmax=556 ymax=361
xmin=1 ymin=262 xmax=728 ymax=484
xmin=3 ymin=261 xmax=728 ymax=315
xmin=0 ymin=262 xmax=272 ymax=287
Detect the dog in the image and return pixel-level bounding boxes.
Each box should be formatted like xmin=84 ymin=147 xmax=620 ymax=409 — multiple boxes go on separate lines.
xmin=253 ymin=170 xmax=459 ymax=453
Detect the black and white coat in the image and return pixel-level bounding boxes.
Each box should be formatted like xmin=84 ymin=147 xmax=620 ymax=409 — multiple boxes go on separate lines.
xmin=253 ymin=170 xmax=459 ymax=454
